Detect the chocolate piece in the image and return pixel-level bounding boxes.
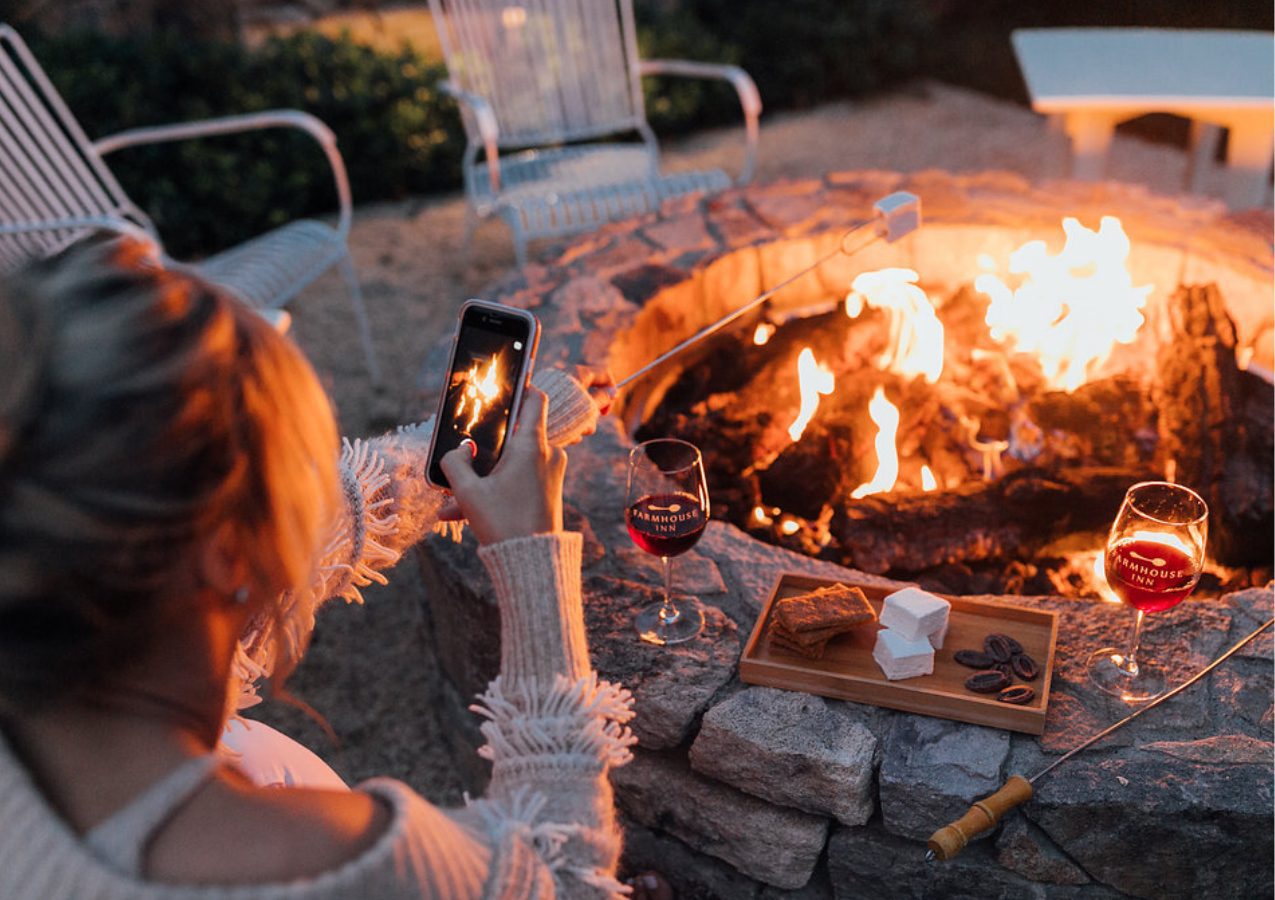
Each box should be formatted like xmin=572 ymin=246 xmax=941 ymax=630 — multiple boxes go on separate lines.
xmin=954 ymin=649 xmax=997 ymax=669
xmin=994 ymin=661 xmax=1014 ymax=681
xmin=774 ymin=584 xmax=875 ymax=637
xmin=984 ymin=634 xmax=1014 ymax=663
xmin=965 ymin=670 xmax=1011 ymax=694
xmin=1011 ymin=653 xmax=1039 ymax=681
xmin=997 ymin=685 xmax=1036 ymax=705
xmin=1002 ymin=635 xmax=1025 ymax=655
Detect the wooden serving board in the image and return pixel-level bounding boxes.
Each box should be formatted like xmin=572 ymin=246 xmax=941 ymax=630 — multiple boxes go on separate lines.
xmin=739 ymin=574 xmax=1058 ymax=735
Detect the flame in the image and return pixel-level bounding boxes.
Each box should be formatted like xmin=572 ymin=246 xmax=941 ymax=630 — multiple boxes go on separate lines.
xmin=920 ymin=465 xmax=938 ymax=492
xmin=1091 ymin=552 xmax=1122 ymax=604
xmin=851 ymin=387 xmax=901 ymax=498
xmin=845 ymin=268 xmax=944 ymax=383
xmin=975 ymin=217 xmax=1152 ymax=391
xmin=787 ymin=348 xmax=835 ymax=441
xmin=754 ymin=322 xmax=776 ymax=345
xmin=456 ymin=353 xmax=503 ymax=434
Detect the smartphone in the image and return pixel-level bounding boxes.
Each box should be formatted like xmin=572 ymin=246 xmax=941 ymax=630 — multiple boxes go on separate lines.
xmin=426 ymin=300 xmax=540 ymax=489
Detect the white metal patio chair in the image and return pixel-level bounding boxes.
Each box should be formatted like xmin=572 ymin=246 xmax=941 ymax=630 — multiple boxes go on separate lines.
xmin=427 ymin=0 xmax=762 ymax=267
xmin=0 ymin=25 xmax=379 ymax=381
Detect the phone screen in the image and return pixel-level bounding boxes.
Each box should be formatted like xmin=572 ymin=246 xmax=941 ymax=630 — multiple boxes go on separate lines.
xmin=428 ymin=304 xmax=535 ymax=487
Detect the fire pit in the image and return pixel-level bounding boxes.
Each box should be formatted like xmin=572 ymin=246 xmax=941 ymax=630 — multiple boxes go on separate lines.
xmin=416 ymin=170 xmax=1273 ymax=899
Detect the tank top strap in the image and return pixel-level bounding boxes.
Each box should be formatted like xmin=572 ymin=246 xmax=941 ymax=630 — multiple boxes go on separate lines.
xmin=83 ymin=753 xmax=221 ymax=877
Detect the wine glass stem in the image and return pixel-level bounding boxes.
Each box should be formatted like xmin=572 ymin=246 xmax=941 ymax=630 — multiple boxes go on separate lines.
xmin=1121 ymin=608 xmax=1147 ymax=677
xmin=659 ymin=556 xmax=679 ymax=625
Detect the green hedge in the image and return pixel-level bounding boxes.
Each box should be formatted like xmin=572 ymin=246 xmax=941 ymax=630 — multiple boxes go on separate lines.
xmin=31 ymin=29 xmax=464 ymax=258
xmin=24 ymin=3 xmax=931 ymax=257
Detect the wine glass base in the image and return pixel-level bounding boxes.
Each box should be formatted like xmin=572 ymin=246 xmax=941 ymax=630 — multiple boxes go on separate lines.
xmin=1087 ymin=647 xmax=1166 ymax=702
xmin=636 ymin=597 xmax=703 ymax=645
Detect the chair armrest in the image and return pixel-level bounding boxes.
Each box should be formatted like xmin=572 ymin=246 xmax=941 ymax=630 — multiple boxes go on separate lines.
xmin=639 ymin=59 xmax=762 ymax=184
xmin=0 ymin=216 xmax=156 ymax=244
xmin=439 ymin=79 xmax=502 ymax=194
xmin=93 ymin=110 xmax=354 ymax=239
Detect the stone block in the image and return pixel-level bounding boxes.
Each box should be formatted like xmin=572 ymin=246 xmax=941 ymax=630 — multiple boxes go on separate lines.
xmin=1028 ymin=743 xmax=1274 ymax=899
xmin=613 ymin=749 xmax=830 ymax=890
xmin=994 ymin=815 xmax=1090 ymax=885
xmin=689 ymin=687 xmax=879 ymax=825
xmin=643 ymin=214 xmax=716 ymax=255
xmin=827 ymin=823 xmax=1125 ymax=900
xmin=585 ymin=575 xmax=739 ymax=750
xmin=612 ymin=545 xmax=727 ymax=596
xmin=758 ymin=238 xmax=828 ymax=312
xmin=878 ymin=714 xmax=1009 ymax=841
xmin=619 ymin=815 xmax=764 ymax=900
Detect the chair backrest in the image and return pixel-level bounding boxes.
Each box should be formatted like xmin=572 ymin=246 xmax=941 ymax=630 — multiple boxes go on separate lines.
xmin=427 ymin=0 xmax=648 ymax=148
xmin=0 ymin=25 xmax=146 ymax=272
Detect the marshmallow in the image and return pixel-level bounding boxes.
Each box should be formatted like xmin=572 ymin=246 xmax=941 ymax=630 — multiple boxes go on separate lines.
xmin=928 ymin=616 xmax=949 ymax=650
xmin=880 ymin=587 xmax=950 ymax=643
xmin=872 ymin=628 xmax=935 ymax=681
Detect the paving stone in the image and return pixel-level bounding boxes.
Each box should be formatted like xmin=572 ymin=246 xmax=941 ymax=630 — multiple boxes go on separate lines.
xmin=994 ymin=814 xmax=1090 ymax=885
xmin=827 ymin=823 xmax=1126 ymax=900
xmin=1027 ymin=742 xmax=1274 ymax=899
xmin=878 ymin=714 xmax=1010 ymax=841
xmin=613 ymin=749 xmax=830 ymax=890
xmin=689 ymin=687 xmax=879 ymax=825
xmin=585 ymin=575 xmax=739 ymax=750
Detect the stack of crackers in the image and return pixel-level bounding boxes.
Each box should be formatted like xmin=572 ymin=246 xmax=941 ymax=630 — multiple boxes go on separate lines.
xmin=769 ymin=583 xmax=876 ymax=659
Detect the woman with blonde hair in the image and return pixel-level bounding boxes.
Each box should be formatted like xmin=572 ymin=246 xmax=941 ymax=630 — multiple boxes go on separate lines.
xmin=0 ymin=237 xmax=632 ymax=898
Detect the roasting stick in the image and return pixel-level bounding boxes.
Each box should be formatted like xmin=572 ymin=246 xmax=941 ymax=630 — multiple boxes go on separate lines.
xmin=610 ymin=191 xmax=921 ymax=393
xmin=924 ymin=616 xmax=1275 ymax=863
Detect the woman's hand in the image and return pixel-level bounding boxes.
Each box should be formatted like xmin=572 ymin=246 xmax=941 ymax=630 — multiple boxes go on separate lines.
xmin=439 ymin=388 xmax=566 ymax=546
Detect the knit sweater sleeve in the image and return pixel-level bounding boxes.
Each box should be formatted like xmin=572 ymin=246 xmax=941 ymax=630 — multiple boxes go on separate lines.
xmin=314 ymin=368 xmax=601 ymax=607
xmin=456 ymin=533 xmax=635 ymax=898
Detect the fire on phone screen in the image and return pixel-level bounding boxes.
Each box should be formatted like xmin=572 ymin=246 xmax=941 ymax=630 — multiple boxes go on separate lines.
xmin=428 ymin=305 xmax=534 ymax=487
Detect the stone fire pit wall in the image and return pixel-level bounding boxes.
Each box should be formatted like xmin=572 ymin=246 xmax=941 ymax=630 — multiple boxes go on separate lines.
xmin=415 ymin=171 xmax=1274 ymax=900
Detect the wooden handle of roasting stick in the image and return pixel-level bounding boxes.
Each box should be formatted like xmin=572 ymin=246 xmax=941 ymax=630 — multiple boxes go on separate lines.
xmin=926 ymin=775 xmax=1034 ymax=861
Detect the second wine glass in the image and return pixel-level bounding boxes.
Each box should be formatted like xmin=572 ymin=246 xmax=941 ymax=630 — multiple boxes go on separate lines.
xmin=1088 ymin=481 xmax=1208 ymax=702
xmin=625 ymin=438 xmax=709 ymax=645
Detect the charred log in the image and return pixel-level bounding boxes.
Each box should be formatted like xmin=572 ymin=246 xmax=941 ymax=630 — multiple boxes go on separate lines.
xmin=830 ymin=467 xmax=1153 ymax=574
xmin=1027 ymin=376 xmax=1158 ymax=468
xmin=1154 ymin=283 xmax=1272 ymax=565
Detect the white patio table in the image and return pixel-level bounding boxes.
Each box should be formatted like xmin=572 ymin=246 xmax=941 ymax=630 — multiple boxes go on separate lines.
xmin=1012 ymin=28 xmax=1274 ymax=209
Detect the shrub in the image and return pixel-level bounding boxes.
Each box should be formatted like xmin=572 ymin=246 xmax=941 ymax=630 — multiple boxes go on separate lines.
xmin=29 ymin=29 xmax=463 ymax=258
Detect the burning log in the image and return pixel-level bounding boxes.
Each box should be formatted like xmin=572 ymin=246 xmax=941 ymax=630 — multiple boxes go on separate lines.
xmin=1026 ymin=375 xmax=1157 ymax=468
xmin=1154 ymin=283 xmax=1274 ymax=565
xmin=829 ymin=466 xmax=1153 ymax=574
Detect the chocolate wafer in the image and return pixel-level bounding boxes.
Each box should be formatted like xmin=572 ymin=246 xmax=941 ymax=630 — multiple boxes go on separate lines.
xmin=774 ymin=583 xmax=875 ymax=637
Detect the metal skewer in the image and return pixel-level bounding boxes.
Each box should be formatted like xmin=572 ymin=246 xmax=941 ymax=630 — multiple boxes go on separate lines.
xmin=612 ymin=191 xmax=921 ymax=392
xmin=924 ymin=615 xmax=1275 ymax=862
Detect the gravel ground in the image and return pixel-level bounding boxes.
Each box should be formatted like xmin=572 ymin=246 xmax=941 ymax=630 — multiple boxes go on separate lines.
xmin=253 ymin=81 xmax=1260 ymax=804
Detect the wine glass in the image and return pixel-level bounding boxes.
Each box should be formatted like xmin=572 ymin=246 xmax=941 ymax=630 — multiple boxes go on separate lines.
xmin=625 ymin=438 xmax=709 ymax=645
xmin=1087 ymin=481 xmax=1208 ymax=702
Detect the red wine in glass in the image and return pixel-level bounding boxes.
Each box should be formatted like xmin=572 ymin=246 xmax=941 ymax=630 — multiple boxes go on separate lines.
xmin=625 ymin=439 xmax=709 ymax=645
xmin=626 ymin=491 xmax=707 ymax=558
xmin=1104 ymin=538 xmax=1200 ymax=613
xmin=1088 ymin=481 xmax=1207 ymax=701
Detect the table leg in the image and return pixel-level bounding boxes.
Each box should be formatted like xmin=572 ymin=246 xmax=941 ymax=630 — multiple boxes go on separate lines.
xmin=1063 ymin=112 xmax=1116 ymax=181
xmin=1186 ymin=121 xmax=1222 ymax=195
xmin=1223 ymin=122 xmax=1274 ymax=210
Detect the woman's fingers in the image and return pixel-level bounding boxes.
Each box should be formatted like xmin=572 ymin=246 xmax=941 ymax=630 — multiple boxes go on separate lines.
xmin=439 ymin=444 xmax=481 ymax=494
xmin=437 ymin=497 xmax=464 ymax=521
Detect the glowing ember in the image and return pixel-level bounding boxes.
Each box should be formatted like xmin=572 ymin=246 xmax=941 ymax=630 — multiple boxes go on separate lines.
xmin=851 ymin=387 xmax=901 ymax=499
xmin=780 ymin=519 xmax=801 ymax=535
xmin=787 ymin=348 xmax=835 ymax=442
xmin=920 ymin=465 xmax=938 ymax=492
xmin=753 ymin=322 xmax=776 ymax=345
xmin=975 ymin=216 xmax=1152 ymax=392
xmin=752 ymin=506 xmax=774 ymax=526
xmin=456 ymin=353 xmax=503 ymax=434
xmin=844 ymin=268 xmax=944 ymax=383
